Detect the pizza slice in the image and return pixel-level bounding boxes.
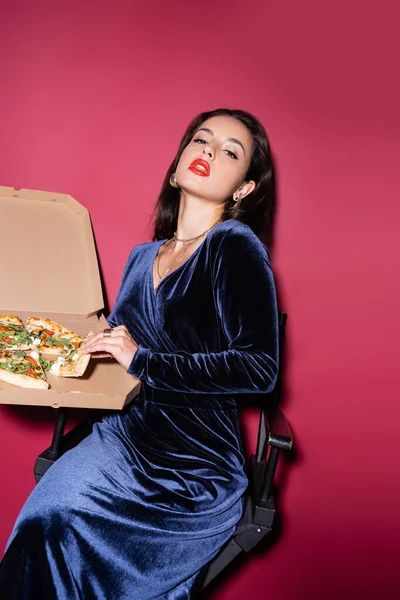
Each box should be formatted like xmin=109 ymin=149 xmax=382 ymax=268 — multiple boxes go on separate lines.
xmin=49 ymin=348 xmax=91 ymax=378
xmin=26 ymin=317 xmax=84 ymax=356
xmin=0 ymin=350 xmax=49 ymax=389
xmin=0 ymin=314 xmax=35 ymax=351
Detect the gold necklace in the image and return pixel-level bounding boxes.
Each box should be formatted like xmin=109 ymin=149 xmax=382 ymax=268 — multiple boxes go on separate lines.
xmin=156 ymin=218 xmax=222 ymax=283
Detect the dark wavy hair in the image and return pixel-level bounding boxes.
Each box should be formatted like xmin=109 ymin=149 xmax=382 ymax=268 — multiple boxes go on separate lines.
xmin=152 ymin=108 xmax=275 ymax=244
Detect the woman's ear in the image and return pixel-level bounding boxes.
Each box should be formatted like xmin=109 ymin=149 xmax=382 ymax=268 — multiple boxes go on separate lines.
xmin=235 ymin=180 xmax=256 ymax=200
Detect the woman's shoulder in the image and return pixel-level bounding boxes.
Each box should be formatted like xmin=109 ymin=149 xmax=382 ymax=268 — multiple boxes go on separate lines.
xmin=123 ymin=239 xmax=163 ymax=268
xmin=210 ymin=219 xmax=270 ymax=259
xmin=213 ymin=218 xmax=261 ymax=240
xmin=132 ymin=239 xmax=163 ymax=252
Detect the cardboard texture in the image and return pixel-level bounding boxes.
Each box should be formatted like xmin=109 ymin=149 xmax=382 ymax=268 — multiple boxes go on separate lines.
xmin=0 ymin=186 xmax=141 ymax=409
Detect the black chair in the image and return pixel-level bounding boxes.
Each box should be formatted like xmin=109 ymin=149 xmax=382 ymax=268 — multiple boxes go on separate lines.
xmin=34 ymin=312 xmax=292 ymax=590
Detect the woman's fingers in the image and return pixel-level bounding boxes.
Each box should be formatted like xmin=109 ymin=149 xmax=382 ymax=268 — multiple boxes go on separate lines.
xmin=82 ymin=328 xmax=129 ymax=350
xmin=84 ymin=340 xmax=117 ymax=354
xmin=84 ymin=334 xmax=131 ymax=351
xmin=83 ymin=336 xmax=121 ymax=354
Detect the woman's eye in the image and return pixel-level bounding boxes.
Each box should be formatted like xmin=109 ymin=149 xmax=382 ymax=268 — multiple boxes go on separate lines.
xmin=225 ymin=150 xmax=238 ymax=160
xmin=193 ymin=138 xmax=207 ymax=144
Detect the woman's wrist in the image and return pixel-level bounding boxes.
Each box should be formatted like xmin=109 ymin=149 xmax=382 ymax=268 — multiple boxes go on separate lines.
xmin=128 ymin=345 xmax=148 ymax=378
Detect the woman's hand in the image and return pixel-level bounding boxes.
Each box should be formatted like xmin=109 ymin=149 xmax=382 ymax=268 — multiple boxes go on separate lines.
xmin=80 ymin=325 xmax=139 ymax=371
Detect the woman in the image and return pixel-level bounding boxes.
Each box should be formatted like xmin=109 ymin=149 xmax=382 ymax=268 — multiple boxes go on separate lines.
xmin=0 ymin=108 xmax=279 ymax=599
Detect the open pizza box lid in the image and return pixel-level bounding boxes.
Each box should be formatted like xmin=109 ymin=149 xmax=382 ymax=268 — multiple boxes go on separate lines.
xmin=0 ymin=186 xmax=141 ymax=409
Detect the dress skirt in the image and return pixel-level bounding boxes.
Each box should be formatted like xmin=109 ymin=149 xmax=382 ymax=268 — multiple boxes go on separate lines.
xmin=1 ymin=393 xmax=247 ymax=599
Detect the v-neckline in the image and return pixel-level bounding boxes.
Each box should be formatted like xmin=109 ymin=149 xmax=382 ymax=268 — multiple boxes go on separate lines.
xmin=151 ymin=220 xmax=228 ymax=296
xmin=151 ymin=237 xmax=203 ymax=296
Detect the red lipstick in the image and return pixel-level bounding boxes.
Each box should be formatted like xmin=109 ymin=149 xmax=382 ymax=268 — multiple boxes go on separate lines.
xmin=188 ymin=158 xmax=210 ymax=177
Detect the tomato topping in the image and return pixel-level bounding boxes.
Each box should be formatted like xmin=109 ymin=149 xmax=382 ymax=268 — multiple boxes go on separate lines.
xmin=26 ymin=367 xmax=38 ymax=379
xmin=0 ymin=325 xmax=10 ymax=332
xmin=44 ymin=329 xmax=54 ymax=336
xmin=27 ymin=356 xmax=39 ymax=366
xmin=3 ymin=337 xmax=12 ymax=343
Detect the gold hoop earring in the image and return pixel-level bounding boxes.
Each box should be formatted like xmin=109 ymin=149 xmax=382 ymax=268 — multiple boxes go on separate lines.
xmin=169 ymin=173 xmax=179 ymax=189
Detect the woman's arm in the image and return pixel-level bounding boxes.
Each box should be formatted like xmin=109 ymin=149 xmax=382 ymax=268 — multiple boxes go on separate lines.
xmin=81 ymin=247 xmax=139 ymax=363
xmin=128 ymin=228 xmax=279 ymax=394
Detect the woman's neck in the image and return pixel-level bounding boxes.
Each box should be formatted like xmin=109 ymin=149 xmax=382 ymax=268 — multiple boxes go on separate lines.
xmin=175 ymin=192 xmax=223 ymax=240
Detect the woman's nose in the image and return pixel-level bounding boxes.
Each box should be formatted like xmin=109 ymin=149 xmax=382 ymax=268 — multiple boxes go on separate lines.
xmin=202 ymin=146 xmax=214 ymax=160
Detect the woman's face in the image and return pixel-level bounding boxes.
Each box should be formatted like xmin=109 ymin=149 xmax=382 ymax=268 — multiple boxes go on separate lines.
xmin=175 ymin=115 xmax=255 ymax=204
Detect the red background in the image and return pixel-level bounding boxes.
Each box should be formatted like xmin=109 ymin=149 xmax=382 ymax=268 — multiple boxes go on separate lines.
xmin=0 ymin=1 xmax=398 ymax=598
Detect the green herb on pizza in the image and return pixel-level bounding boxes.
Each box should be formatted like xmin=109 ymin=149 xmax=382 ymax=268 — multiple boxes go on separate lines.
xmin=38 ymin=357 xmax=53 ymax=372
xmin=0 ymin=315 xmax=33 ymax=351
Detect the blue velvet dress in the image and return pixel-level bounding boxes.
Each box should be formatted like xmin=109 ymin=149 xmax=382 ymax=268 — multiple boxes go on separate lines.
xmin=0 ymin=219 xmax=278 ymax=599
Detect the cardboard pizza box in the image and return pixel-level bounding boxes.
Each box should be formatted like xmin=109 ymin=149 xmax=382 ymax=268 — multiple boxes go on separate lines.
xmin=0 ymin=186 xmax=141 ymax=409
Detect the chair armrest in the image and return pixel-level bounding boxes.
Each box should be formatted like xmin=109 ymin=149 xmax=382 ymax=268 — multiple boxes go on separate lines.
xmin=266 ymin=408 xmax=293 ymax=451
xmin=252 ymin=408 xmax=293 ymax=503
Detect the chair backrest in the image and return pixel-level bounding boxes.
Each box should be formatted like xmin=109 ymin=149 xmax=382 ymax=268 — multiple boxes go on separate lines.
xmin=201 ymin=312 xmax=292 ymax=589
xmin=255 ymin=311 xmax=288 ymax=464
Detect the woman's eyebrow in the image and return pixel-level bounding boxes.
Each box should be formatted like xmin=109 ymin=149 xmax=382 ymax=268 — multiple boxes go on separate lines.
xmin=196 ymin=128 xmax=246 ymax=155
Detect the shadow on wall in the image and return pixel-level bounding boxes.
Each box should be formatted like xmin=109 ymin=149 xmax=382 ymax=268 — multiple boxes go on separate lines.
xmin=92 ymin=227 xmax=111 ymax=319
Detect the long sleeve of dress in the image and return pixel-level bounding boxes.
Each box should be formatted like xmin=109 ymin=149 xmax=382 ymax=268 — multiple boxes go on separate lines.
xmin=127 ymin=227 xmax=279 ymax=394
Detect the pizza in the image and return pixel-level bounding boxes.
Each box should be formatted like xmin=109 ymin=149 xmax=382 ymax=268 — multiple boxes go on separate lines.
xmin=0 ymin=316 xmax=93 ymax=388
xmin=26 ymin=317 xmax=85 ymax=356
xmin=0 ymin=315 xmax=34 ymax=351
xmin=0 ymin=350 xmax=49 ymax=389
